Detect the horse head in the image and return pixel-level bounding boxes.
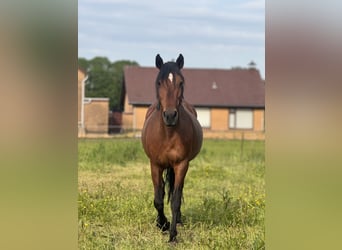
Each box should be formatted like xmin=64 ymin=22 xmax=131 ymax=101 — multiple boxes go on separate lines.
xmin=155 ymin=54 xmax=184 ymax=126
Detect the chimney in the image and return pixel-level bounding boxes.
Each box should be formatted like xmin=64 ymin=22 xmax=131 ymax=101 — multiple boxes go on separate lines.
xmin=248 ymin=61 xmax=256 ymax=69
xmin=211 ymin=81 xmax=218 ymax=90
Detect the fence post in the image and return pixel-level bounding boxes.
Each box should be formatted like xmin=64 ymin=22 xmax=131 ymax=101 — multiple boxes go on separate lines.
xmin=240 ymin=132 xmax=245 ymax=161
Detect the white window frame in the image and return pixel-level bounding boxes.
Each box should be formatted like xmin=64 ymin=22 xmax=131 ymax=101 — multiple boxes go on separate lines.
xmin=195 ymin=107 xmax=211 ymax=128
xmin=229 ymin=109 xmax=253 ymax=130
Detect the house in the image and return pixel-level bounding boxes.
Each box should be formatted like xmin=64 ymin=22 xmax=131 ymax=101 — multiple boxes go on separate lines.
xmin=78 ymin=68 xmax=87 ymax=136
xmin=78 ymin=68 xmax=110 ymax=137
xmin=122 ymin=66 xmax=265 ymax=140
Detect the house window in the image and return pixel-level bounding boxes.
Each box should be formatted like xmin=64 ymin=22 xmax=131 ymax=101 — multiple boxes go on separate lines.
xmin=229 ymin=109 xmax=253 ymax=129
xmin=196 ymin=108 xmax=211 ymax=128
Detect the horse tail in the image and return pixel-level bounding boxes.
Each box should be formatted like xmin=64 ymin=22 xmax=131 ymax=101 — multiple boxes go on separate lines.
xmin=166 ymin=168 xmax=175 ymax=203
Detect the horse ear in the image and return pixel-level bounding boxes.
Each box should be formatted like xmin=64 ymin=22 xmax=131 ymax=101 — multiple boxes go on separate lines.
xmin=176 ymin=54 xmax=184 ymax=69
xmin=155 ymin=54 xmax=163 ymax=69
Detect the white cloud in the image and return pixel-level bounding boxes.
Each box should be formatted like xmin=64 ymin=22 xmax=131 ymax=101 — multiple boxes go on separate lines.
xmin=78 ymin=0 xmax=265 ymax=77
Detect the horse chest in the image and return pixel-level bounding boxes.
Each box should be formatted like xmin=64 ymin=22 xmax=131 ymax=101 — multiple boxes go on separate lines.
xmin=142 ymin=107 xmax=201 ymax=166
xmin=158 ymin=145 xmax=184 ymax=164
xmin=148 ymin=135 xmax=187 ymax=165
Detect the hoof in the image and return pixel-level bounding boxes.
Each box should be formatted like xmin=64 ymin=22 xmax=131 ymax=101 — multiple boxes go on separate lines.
xmin=168 ymin=236 xmax=177 ymax=243
xmin=162 ymin=221 xmax=170 ymax=231
xmin=169 ymin=231 xmax=177 ymax=243
xmin=157 ymin=221 xmax=170 ymax=232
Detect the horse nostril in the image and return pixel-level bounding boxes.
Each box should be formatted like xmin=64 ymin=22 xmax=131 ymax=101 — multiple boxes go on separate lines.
xmin=172 ymin=110 xmax=178 ymax=118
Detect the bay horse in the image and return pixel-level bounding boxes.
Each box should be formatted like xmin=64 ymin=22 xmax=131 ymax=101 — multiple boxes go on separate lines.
xmin=141 ymin=54 xmax=203 ymax=242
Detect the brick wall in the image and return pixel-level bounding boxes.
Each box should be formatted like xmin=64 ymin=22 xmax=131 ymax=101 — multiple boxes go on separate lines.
xmin=134 ymin=106 xmax=148 ymax=130
xmin=122 ymin=103 xmax=265 ymax=140
xmin=84 ymin=98 xmax=109 ymax=133
xmin=203 ymin=130 xmax=265 ymax=140
xmin=122 ymin=94 xmax=134 ymax=131
xmin=211 ymin=108 xmax=228 ymax=131
xmin=253 ymin=109 xmax=265 ymax=132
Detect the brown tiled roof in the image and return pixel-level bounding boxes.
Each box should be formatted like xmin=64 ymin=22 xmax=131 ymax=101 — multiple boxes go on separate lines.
xmin=124 ymin=66 xmax=264 ymax=108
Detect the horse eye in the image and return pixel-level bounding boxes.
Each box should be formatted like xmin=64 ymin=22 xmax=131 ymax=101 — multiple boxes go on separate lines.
xmin=179 ymin=81 xmax=184 ymax=86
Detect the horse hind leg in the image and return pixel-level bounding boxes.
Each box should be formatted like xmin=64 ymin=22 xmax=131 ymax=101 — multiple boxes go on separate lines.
xmin=169 ymin=186 xmax=183 ymax=242
xmin=169 ymin=162 xmax=188 ymax=242
xmin=166 ymin=169 xmax=183 ymax=226
xmin=151 ymin=164 xmax=170 ymax=231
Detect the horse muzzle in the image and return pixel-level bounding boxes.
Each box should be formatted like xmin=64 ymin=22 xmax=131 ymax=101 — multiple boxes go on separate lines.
xmin=162 ymin=109 xmax=178 ymax=126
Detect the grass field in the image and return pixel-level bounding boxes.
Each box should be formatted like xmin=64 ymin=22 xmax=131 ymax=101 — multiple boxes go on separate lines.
xmin=78 ymin=138 xmax=265 ymax=249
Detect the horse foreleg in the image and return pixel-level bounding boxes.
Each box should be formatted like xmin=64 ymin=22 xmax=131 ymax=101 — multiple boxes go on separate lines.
xmin=169 ymin=161 xmax=189 ymax=242
xmin=151 ymin=163 xmax=169 ymax=231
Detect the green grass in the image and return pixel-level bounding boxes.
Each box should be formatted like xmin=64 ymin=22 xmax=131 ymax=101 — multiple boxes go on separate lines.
xmin=78 ymin=139 xmax=265 ymax=249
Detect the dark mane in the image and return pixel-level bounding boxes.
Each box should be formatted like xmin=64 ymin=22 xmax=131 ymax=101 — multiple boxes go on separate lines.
xmin=155 ymin=62 xmax=185 ymax=109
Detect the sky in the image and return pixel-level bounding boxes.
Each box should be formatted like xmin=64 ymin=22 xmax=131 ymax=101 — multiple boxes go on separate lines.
xmin=78 ymin=0 xmax=265 ymax=79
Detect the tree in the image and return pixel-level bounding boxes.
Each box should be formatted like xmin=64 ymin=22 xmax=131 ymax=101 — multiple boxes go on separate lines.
xmin=78 ymin=58 xmax=89 ymax=72
xmin=78 ymin=57 xmax=139 ymax=111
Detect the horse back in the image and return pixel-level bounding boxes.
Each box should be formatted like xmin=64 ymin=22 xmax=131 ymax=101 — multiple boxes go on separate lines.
xmin=181 ymin=103 xmax=203 ymax=160
xmin=182 ymin=101 xmax=197 ymax=118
